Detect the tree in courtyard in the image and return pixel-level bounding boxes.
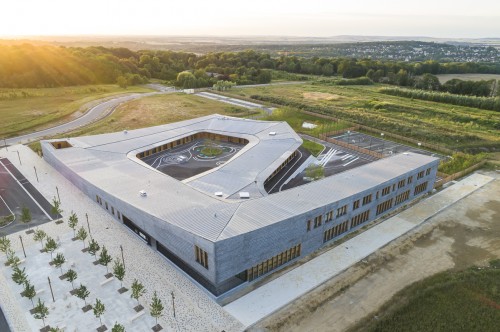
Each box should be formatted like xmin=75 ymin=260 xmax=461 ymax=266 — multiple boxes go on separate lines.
xmin=33 ymin=298 xmax=49 ymax=328
xmin=66 ymin=269 xmax=78 ymax=290
xmin=68 ymin=211 xmax=79 ymax=237
xmin=76 ymin=227 xmax=88 ymax=249
xmin=0 ymin=236 xmax=11 ymax=260
xmin=150 ymin=291 xmax=164 ymax=326
xmin=6 ymin=249 xmax=20 ymax=267
xmin=22 ymin=280 xmax=36 ymax=307
xmin=305 ymin=163 xmax=325 ymax=180
xmin=50 ymin=196 xmax=63 ymax=217
xmin=44 ymin=236 xmax=58 ymax=260
xmin=21 ymin=206 xmax=32 ymax=232
xmin=93 ymin=298 xmax=106 ymax=327
xmin=75 ymin=284 xmax=90 ymax=306
xmin=33 ymin=229 xmax=47 ymax=249
xmin=88 ymin=238 xmax=100 ymax=261
xmin=111 ymin=322 xmax=125 ymax=332
xmin=131 ymin=279 xmax=146 ymax=308
xmin=113 ymin=258 xmax=125 ymax=288
xmin=99 ymin=245 xmax=112 ymax=273
xmin=53 ymin=252 xmax=66 ymax=275
xmin=11 ymin=265 xmax=28 ymax=285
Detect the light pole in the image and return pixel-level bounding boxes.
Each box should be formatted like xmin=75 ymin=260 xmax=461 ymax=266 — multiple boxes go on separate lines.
xmin=56 ymin=186 xmax=60 ymax=203
xmin=85 ymin=213 xmax=91 ymax=238
xmin=120 ymin=245 xmax=125 ymax=269
xmin=171 ymin=291 xmax=176 ymax=319
xmin=34 ymin=166 xmax=39 ymax=182
xmin=380 ymin=133 xmax=385 ymax=156
xmin=3 ymin=138 xmax=7 ymax=151
xmin=19 ymin=235 xmax=26 ymax=258
xmin=14 ymin=150 xmax=21 ymax=165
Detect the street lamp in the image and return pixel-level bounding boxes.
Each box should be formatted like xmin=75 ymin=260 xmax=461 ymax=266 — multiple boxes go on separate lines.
xmin=380 ymin=133 xmax=385 ymax=156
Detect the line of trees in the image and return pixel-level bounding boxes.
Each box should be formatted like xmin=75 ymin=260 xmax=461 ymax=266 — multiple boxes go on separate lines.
xmin=2 ymin=44 xmax=500 ymax=89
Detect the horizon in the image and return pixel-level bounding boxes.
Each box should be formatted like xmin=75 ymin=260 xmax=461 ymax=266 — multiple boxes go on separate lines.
xmin=1 ymin=0 xmax=499 ymax=39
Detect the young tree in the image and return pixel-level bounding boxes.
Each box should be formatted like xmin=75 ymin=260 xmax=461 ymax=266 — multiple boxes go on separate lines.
xmin=305 ymin=164 xmax=325 ymax=180
xmin=76 ymin=227 xmax=88 ymax=249
xmin=50 ymin=196 xmax=63 ymax=217
xmin=113 ymin=259 xmax=125 ymax=288
xmin=68 ymin=211 xmax=79 ymax=237
xmin=12 ymin=265 xmax=28 ymax=285
xmin=44 ymin=236 xmax=58 ymax=260
xmin=53 ymin=252 xmax=66 ymax=275
xmin=23 ymin=280 xmax=36 ymax=307
xmin=99 ymin=245 xmax=112 ymax=274
xmin=21 ymin=206 xmax=32 ymax=232
xmin=66 ymin=269 xmax=78 ymax=290
xmin=75 ymin=284 xmax=90 ymax=306
xmin=33 ymin=229 xmax=47 ymax=249
xmin=6 ymin=249 xmax=20 ymax=267
xmin=88 ymin=238 xmax=100 ymax=262
xmin=93 ymin=298 xmax=106 ymax=327
xmin=33 ymin=298 xmax=49 ymax=328
xmin=0 ymin=235 xmax=11 ymax=259
xmin=150 ymin=291 xmax=164 ymax=325
xmin=130 ymin=279 xmax=146 ymax=308
xmin=111 ymin=322 xmax=125 ymax=332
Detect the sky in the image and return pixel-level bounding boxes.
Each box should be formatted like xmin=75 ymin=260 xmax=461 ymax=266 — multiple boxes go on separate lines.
xmin=1 ymin=0 xmax=499 ymax=38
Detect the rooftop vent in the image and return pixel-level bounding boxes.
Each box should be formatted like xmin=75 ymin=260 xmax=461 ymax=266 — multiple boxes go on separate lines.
xmin=139 ymin=190 xmax=147 ymax=197
xmin=269 ymin=132 xmax=276 ymax=136
xmin=239 ymin=192 xmax=250 ymax=199
xmin=123 ymin=130 xmax=128 ymax=134
xmin=214 ymin=192 xmax=223 ymax=197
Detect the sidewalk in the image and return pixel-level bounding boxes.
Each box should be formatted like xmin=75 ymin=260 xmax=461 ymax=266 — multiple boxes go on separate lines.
xmin=223 ymin=173 xmax=494 ymax=327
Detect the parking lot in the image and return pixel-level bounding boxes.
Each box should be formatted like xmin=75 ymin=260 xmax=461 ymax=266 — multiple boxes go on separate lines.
xmin=0 ymin=157 xmax=54 ymax=235
xmin=331 ymin=131 xmax=447 ymax=160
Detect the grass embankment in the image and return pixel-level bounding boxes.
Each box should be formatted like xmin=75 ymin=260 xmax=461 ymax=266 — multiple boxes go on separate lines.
xmin=301 ymin=139 xmax=324 ymax=157
xmin=351 ymin=260 xmax=500 ymax=332
xmin=0 ymin=85 xmax=153 ymax=138
xmin=66 ymin=93 xmax=254 ymax=137
xmin=221 ymin=83 xmax=500 ymax=152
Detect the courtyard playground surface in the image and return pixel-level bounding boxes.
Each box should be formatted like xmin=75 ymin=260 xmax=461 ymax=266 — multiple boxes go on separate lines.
xmin=141 ymin=139 xmax=243 ymax=181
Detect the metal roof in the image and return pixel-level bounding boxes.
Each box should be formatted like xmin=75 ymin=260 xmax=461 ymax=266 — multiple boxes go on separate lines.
xmin=43 ymin=115 xmax=438 ymax=242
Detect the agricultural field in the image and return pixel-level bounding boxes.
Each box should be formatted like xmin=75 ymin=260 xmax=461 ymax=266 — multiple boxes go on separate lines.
xmin=436 ymin=73 xmax=500 ymax=83
xmin=223 ymin=83 xmax=500 ymax=152
xmin=65 ymin=93 xmax=254 ymax=137
xmin=0 ymin=85 xmax=153 ymax=138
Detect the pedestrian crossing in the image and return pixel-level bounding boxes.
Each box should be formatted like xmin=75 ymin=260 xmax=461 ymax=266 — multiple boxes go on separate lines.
xmin=317 ymin=149 xmax=360 ymax=167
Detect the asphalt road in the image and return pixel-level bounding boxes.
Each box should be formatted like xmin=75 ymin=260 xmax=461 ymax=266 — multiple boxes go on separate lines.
xmin=0 ymin=158 xmax=53 ymax=235
xmin=0 ymin=307 xmax=10 ymax=332
xmin=4 ymin=85 xmax=175 ymax=146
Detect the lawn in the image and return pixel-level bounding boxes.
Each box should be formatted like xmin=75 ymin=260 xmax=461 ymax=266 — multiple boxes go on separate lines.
xmin=301 ymin=139 xmax=324 ymax=157
xmin=65 ymin=93 xmax=253 ymax=137
xmin=350 ymin=261 xmax=500 ymax=332
xmin=222 ymin=83 xmax=500 ymax=151
xmin=0 ymin=85 xmax=154 ymax=138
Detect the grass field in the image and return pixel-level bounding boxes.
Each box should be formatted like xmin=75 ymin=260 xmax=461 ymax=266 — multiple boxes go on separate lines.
xmin=0 ymin=85 xmax=153 ymax=138
xmin=351 ymin=261 xmax=500 ymax=332
xmin=65 ymin=93 xmax=254 ymax=137
xmin=436 ymin=73 xmax=500 ymax=83
xmin=223 ymin=83 xmax=500 ymax=151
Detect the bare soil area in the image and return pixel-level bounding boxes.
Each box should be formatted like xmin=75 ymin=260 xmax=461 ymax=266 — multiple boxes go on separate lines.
xmin=252 ymin=172 xmax=500 ymax=332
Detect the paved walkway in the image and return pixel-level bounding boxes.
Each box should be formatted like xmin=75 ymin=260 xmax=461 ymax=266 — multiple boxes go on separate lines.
xmin=224 ymin=173 xmax=494 ymax=327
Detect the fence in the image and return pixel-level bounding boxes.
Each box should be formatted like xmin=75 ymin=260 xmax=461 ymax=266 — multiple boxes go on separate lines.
xmin=434 ymin=160 xmax=487 ymax=188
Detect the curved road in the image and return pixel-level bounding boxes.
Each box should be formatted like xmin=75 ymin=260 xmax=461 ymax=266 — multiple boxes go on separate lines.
xmin=4 ymin=85 xmax=175 ymax=146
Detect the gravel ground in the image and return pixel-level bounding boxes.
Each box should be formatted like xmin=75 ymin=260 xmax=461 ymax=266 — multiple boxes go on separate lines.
xmin=0 ymin=145 xmax=244 ymax=332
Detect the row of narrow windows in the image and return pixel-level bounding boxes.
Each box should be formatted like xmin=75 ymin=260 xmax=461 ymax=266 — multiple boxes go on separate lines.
xmin=195 ymin=245 xmax=209 ymax=269
xmin=96 ymin=195 xmax=121 ymax=220
xmin=247 ymin=244 xmax=302 ymax=281
xmin=376 ymin=198 xmax=394 ymax=216
xmin=323 ymin=220 xmax=350 ymax=242
xmin=395 ymin=190 xmax=411 ymax=205
xmin=136 ymin=132 xmax=248 ymax=159
xmin=414 ymin=181 xmax=429 ymax=195
xmin=264 ymin=150 xmax=298 ymax=184
xmin=350 ymin=210 xmax=370 ymax=228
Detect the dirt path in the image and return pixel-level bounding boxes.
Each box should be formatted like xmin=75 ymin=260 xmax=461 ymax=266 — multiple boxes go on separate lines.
xmin=252 ymin=172 xmax=500 ymax=332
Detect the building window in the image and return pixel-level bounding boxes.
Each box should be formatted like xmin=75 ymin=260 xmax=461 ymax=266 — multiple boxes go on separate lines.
xmin=381 ymin=186 xmax=391 ymax=196
xmin=417 ymin=171 xmax=425 ymax=180
xmin=398 ymin=179 xmax=406 ymax=188
xmin=314 ymin=215 xmax=322 ymax=228
xmin=353 ymin=200 xmax=360 ymax=210
xmin=351 ymin=210 xmax=370 ymax=228
xmin=395 ymin=190 xmax=411 ymax=205
xmin=307 ymin=220 xmax=312 ymax=231
xmin=426 ymin=168 xmax=431 ymax=176
xmin=408 ymin=176 xmax=413 ymax=184
xmin=336 ymin=205 xmax=347 ymax=217
xmin=195 ymin=245 xmax=209 ymax=269
xmin=117 ymin=211 xmax=121 ymax=220
xmin=326 ymin=210 xmax=334 ymax=222
xmin=323 ymin=220 xmax=350 ymax=243
xmin=105 ymin=202 xmax=108 ymax=210
xmin=247 ymin=244 xmax=301 ymax=281
xmin=376 ymin=191 xmax=380 ymax=199
xmin=376 ymin=198 xmax=394 ymax=216
xmin=414 ymin=182 xmax=429 ymax=195
xmin=362 ymin=194 xmax=372 ymax=205
xmin=111 ymin=207 xmax=115 ymax=215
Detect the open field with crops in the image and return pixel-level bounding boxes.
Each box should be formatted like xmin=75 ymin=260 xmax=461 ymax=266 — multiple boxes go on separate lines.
xmin=224 ymin=83 xmax=500 ymax=152
xmin=65 ymin=93 xmax=253 ymax=137
xmin=436 ymin=73 xmax=500 ymax=83
xmin=0 ymin=85 xmax=153 ymax=138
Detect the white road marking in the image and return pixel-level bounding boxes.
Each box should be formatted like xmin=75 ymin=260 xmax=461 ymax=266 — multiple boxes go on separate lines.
xmin=343 ymin=157 xmax=360 ymax=167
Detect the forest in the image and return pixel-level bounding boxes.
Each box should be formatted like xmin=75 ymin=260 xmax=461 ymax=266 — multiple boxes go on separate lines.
xmin=1 ymin=44 xmax=500 ymax=90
